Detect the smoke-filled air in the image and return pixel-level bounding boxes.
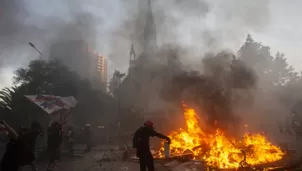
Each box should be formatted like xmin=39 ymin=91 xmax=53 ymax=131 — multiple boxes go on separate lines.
xmin=1 ymin=0 xmax=302 ymax=170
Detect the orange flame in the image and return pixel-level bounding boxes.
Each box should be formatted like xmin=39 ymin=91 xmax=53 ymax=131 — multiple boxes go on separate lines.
xmin=159 ymin=105 xmax=284 ymax=169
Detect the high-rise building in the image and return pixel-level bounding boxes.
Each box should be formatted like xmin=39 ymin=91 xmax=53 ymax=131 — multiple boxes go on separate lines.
xmin=90 ymin=52 xmax=107 ymax=92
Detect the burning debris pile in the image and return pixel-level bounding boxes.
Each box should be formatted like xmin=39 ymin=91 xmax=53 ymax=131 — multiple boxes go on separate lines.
xmin=158 ymin=104 xmax=285 ymax=169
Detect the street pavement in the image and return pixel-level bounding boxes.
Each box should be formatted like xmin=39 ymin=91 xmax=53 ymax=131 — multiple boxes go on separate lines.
xmin=19 ymin=144 xmax=170 ymax=171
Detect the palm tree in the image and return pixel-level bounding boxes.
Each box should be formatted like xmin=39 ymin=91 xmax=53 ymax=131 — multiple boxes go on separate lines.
xmin=0 ymin=87 xmax=17 ymax=112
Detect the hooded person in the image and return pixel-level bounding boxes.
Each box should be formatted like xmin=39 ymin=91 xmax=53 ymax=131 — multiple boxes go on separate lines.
xmin=133 ymin=120 xmax=171 ymax=171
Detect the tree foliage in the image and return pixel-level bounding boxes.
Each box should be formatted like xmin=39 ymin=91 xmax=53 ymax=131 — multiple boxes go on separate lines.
xmin=238 ymin=34 xmax=300 ymax=87
xmin=0 ymin=59 xmax=114 ymax=127
xmin=13 ymin=59 xmax=77 ymax=96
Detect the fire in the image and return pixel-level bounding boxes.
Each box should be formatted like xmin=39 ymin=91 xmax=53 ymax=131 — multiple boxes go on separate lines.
xmin=159 ymin=105 xmax=285 ymax=169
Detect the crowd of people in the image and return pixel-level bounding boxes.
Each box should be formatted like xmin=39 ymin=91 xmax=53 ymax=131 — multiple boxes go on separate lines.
xmin=0 ymin=120 xmax=92 ymax=171
xmin=0 ymin=119 xmax=170 ymax=171
xmin=0 ymin=120 xmax=42 ymax=171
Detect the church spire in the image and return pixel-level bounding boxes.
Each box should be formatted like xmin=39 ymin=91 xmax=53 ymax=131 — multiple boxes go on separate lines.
xmin=128 ymin=43 xmax=136 ymax=74
xmin=143 ymin=0 xmax=157 ymax=54
xmin=129 ymin=43 xmax=136 ymax=61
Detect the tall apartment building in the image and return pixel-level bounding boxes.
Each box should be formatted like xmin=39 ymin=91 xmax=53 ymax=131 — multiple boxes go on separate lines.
xmin=90 ymin=52 xmax=107 ymax=92
xmin=98 ymin=56 xmax=107 ymax=85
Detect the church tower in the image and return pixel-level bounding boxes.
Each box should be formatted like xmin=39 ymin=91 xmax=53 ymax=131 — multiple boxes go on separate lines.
xmin=143 ymin=0 xmax=157 ymax=55
xmin=128 ymin=0 xmax=158 ymax=69
xmin=120 ymin=0 xmax=159 ymax=110
xmin=128 ymin=43 xmax=136 ymax=75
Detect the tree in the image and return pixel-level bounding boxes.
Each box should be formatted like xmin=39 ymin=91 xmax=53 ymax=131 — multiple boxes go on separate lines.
xmin=13 ymin=59 xmax=77 ymax=96
xmin=0 ymin=85 xmax=43 ymax=127
xmin=108 ymin=71 xmax=119 ymax=97
xmin=238 ymin=34 xmax=298 ymax=88
xmin=0 ymin=59 xmax=78 ymax=126
xmin=108 ymin=70 xmax=125 ymax=98
xmin=269 ymin=52 xmax=298 ymax=86
xmin=0 ymin=59 xmax=115 ymax=127
xmin=0 ymin=87 xmax=16 ymax=112
xmin=238 ymin=34 xmax=273 ymax=77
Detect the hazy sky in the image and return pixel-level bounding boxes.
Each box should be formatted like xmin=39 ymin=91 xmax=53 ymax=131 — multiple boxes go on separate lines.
xmin=0 ymin=0 xmax=302 ymax=89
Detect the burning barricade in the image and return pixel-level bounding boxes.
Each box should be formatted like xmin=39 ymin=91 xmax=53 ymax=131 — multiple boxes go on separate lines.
xmin=156 ymin=104 xmax=285 ymax=170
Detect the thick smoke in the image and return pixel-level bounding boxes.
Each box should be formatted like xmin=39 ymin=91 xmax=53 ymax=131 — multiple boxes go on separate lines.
xmin=109 ymin=0 xmax=271 ymax=133
xmin=0 ymin=0 xmax=270 ymax=86
xmin=108 ymin=0 xmax=270 ymax=70
xmin=0 ymin=0 xmax=100 ymax=82
xmin=159 ymin=50 xmax=256 ymax=134
xmin=0 ymin=0 xmax=64 ymax=66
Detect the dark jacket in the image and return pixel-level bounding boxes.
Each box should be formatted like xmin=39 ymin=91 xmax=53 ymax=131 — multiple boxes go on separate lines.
xmin=1 ymin=138 xmax=19 ymax=170
xmin=47 ymin=126 xmax=62 ymax=149
xmin=17 ymin=131 xmax=39 ymax=165
xmin=133 ymin=126 xmax=169 ymax=151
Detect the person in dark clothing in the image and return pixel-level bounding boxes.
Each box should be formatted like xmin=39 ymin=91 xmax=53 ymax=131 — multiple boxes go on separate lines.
xmin=1 ymin=137 xmax=20 ymax=171
xmin=18 ymin=126 xmax=28 ymax=135
xmin=46 ymin=122 xmax=62 ymax=171
xmin=0 ymin=120 xmax=20 ymax=171
xmin=84 ymin=124 xmax=92 ymax=153
xmin=18 ymin=121 xmax=42 ymax=171
xmin=133 ymin=120 xmax=171 ymax=171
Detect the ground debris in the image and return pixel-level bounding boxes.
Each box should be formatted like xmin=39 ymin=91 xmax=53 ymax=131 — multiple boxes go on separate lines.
xmin=94 ymin=150 xmax=124 ymax=162
xmin=168 ymin=161 xmax=206 ymax=171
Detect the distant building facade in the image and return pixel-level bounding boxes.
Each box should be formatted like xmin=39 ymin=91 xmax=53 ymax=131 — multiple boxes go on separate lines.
xmin=90 ymin=52 xmax=107 ymax=92
xmin=49 ymin=40 xmax=91 ymax=79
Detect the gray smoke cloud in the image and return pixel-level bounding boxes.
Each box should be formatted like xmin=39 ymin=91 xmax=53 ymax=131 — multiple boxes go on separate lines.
xmin=3 ymin=0 xmax=299 ymax=142
xmin=108 ymin=0 xmax=270 ymax=72
xmin=155 ymin=50 xmax=256 ymax=134
xmin=0 ymin=0 xmax=270 ymax=84
xmin=0 ymin=0 xmax=102 ymax=85
xmin=112 ymin=0 xmax=269 ymax=129
xmin=0 ymin=0 xmax=38 ymax=66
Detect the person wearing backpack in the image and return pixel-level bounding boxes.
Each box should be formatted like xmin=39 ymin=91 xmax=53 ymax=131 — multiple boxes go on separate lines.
xmin=133 ymin=120 xmax=171 ymax=171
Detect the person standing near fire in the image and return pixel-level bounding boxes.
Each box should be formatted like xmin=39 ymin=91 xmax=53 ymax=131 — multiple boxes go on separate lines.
xmin=133 ymin=120 xmax=171 ymax=171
